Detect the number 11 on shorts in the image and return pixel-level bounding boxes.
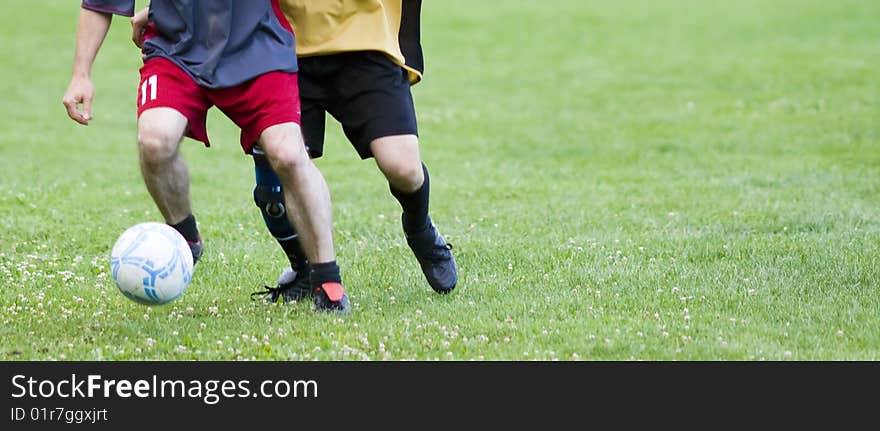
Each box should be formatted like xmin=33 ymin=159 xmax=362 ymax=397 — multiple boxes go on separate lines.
xmin=140 ymin=75 xmax=158 ymax=105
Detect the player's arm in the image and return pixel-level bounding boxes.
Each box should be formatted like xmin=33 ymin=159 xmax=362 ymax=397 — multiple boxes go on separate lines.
xmin=62 ymin=8 xmax=112 ymax=125
xmin=131 ymin=7 xmax=149 ymax=49
xmin=62 ymin=1 xmax=135 ymax=125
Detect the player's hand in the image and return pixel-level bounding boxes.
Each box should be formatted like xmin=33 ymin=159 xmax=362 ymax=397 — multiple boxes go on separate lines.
xmin=131 ymin=7 xmax=149 ymax=49
xmin=61 ymin=76 xmax=95 ymax=125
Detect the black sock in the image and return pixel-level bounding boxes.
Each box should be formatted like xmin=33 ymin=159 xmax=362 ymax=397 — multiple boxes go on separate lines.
xmin=309 ymin=261 xmax=341 ymax=287
xmin=278 ymin=237 xmax=309 ymax=273
xmin=390 ymin=163 xmax=431 ymax=234
xmin=170 ymin=214 xmax=200 ymax=243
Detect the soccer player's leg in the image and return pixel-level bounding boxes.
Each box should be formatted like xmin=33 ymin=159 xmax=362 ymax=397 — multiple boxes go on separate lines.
xmin=136 ymin=57 xmax=211 ymax=264
xmin=249 ymin=64 xmax=329 ymax=303
xmin=371 ymin=136 xmax=457 ymax=294
xmin=217 ymin=71 xmax=350 ymax=313
xmin=250 ymin=144 xmax=311 ymax=303
xmin=332 ymin=52 xmax=457 ymax=293
xmin=258 ymin=124 xmax=350 ymax=313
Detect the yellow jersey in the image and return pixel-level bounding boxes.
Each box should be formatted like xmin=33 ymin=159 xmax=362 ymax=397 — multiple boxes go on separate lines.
xmin=279 ymin=0 xmax=424 ymax=84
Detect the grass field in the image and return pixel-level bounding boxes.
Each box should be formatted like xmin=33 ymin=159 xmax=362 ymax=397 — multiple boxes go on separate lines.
xmin=1 ymin=0 xmax=878 ymax=360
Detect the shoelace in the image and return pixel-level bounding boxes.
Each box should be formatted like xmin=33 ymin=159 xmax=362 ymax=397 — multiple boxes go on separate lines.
xmin=423 ymin=243 xmax=453 ymax=262
xmin=250 ymin=285 xmax=283 ymax=301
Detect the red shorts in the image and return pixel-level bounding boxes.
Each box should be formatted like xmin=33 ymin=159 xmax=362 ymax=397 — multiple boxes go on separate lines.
xmin=136 ymin=57 xmax=301 ymax=154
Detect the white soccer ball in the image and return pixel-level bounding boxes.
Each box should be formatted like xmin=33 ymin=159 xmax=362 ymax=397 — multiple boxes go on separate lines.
xmin=110 ymin=222 xmax=194 ymax=305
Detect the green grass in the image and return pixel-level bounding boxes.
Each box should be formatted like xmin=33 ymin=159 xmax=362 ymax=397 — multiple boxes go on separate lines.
xmin=1 ymin=0 xmax=878 ymax=360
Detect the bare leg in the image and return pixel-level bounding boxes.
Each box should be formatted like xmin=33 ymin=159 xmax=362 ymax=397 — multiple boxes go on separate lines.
xmin=371 ymin=134 xmax=457 ymax=293
xmin=137 ymin=108 xmax=191 ymax=224
xmin=372 ymin=133 xmax=430 ymax=232
xmin=257 ymin=123 xmax=335 ymax=264
xmin=370 ymin=134 xmax=424 ymax=192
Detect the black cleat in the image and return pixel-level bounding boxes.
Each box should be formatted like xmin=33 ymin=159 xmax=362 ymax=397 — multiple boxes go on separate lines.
xmin=313 ymin=282 xmax=351 ymax=314
xmin=250 ymin=267 xmax=312 ymax=303
xmin=188 ymin=240 xmax=203 ymax=265
xmin=405 ymin=216 xmax=457 ymax=293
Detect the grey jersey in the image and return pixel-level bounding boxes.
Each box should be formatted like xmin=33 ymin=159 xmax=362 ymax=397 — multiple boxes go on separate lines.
xmin=82 ymin=0 xmax=298 ymax=88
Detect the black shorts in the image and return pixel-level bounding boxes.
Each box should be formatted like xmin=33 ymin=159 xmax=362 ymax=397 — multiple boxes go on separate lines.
xmin=298 ymin=51 xmax=419 ymax=159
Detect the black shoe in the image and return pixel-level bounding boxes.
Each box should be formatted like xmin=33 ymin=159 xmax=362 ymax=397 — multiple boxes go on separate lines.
xmin=188 ymin=240 xmax=203 ymax=265
xmin=314 ymin=282 xmax=351 ymax=314
xmin=405 ymin=216 xmax=457 ymax=293
xmin=250 ymin=267 xmax=312 ymax=303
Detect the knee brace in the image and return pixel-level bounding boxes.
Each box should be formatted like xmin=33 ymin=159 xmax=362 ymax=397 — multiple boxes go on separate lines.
xmin=253 ymin=149 xmax=297 ymax=241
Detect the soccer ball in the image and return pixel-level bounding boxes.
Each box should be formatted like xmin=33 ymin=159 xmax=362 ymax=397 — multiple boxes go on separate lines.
xmin=110 ymin=222 xmax=194 ymax=305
